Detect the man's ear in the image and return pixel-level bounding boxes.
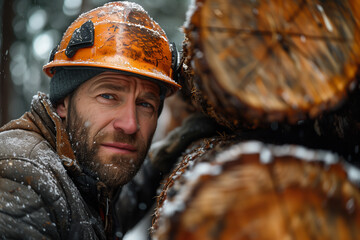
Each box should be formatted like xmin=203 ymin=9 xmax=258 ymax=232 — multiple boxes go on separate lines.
xmin=56 ymin=96 xmax=70 ymax=119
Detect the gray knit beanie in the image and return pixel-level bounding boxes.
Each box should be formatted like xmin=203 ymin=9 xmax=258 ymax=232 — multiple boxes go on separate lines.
xmin=50 ymin=67 xmax=104 ymax=105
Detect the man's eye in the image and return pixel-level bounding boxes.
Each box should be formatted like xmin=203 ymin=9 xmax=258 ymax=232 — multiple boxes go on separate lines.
xmin=100 ymin=94 xmax=115 ymax=100
xmin=138 ymin=102 xmax=157 ymax=113
xmin=139 ymin=102 xmax=154 ymax=109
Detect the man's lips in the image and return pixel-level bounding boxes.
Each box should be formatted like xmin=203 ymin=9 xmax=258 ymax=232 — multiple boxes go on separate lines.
xmin=100 ymin=142 xmax=137 ymax=154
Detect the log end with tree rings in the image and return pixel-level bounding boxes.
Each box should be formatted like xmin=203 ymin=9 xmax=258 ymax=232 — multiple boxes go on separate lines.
xmin=181 ymin=0 xmax=360 ymax=129
xmin=151 ymin=138 xmax=360 ymax=240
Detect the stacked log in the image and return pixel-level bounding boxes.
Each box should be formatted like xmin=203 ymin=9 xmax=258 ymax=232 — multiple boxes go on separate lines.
xmin=179 ymin=0 xmax=360 ymax=177
xmin=150 ymin=0 xmax=360 ymax=239
xmin=181 ymin=0 xmax=360 ymax=129
xmin=152 ymin=138 xmax=360 ymax=240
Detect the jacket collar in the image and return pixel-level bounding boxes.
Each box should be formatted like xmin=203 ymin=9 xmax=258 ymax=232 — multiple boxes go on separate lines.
xmin=1 ymin=92 xmax=82 ymax=171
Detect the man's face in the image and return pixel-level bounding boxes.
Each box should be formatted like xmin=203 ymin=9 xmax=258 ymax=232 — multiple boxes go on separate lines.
xmin=58 ymin=72 xmax=161 ymax=188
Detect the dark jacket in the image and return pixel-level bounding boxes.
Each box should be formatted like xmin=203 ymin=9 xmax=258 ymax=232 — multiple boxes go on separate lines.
xmin=0 ymin=93 xmax=163 ymax=239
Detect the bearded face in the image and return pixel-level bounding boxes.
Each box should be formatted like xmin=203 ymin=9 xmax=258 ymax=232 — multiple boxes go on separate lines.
xmin=66 ymin=100 xmax=151 ymax=188
xmin=59 ymin=73 xmax=160 ymax=189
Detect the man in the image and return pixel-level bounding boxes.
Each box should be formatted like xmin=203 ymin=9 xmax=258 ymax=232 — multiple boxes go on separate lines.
xmin=0 ymin=2 xmax=181 ymax=239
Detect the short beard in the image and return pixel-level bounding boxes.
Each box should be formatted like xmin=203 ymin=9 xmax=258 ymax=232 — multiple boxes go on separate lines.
xmin=65 ymin=93 xmax=151 ymax=189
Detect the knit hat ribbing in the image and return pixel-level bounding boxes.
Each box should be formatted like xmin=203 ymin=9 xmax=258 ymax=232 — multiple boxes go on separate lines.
xmin=50 ymin=67 xmax=104 ymax=105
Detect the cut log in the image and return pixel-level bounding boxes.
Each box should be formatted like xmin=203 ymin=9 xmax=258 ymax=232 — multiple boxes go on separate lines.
xmin=151 ymin=137 xmax=360 ymax=240
xmin=181 ymin=0 xmax=360 ymax=129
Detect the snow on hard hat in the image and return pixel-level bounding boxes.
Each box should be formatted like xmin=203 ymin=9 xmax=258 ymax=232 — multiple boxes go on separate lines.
xmin=43 ymin=1 xmax=181 ymax=96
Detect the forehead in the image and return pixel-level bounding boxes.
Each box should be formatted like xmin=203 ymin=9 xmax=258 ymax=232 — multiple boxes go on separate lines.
xmin=83 ymin=71 xmax=160 ymax=94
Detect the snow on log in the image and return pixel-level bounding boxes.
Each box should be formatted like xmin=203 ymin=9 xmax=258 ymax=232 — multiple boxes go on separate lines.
xmin=151 ymin=137 xmax=360 ymax=240
xmin=181 ymin=0 xmax=360 ymax=129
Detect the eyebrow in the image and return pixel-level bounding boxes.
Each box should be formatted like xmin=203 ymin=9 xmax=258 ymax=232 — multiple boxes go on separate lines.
xmin=141 ymin=91 xmax=161 ymax=103
xmin=89 ymin=83 xmax=129 ymax=94
xmin=142 ymin=82 xmax=161 ymax=98
xmin=88 ymin=77 xmax=160 ymax=101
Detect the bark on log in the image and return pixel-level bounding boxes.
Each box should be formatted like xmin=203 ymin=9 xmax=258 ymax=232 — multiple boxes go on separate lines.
xmin=151 ymin=137 xmax=360 ymax=240
xmin=181 ymin=0 xmax=360 ymax=129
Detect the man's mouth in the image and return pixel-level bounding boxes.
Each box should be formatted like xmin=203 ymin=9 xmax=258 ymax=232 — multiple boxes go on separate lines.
xmin=100 ymin=142 xmax=137 ymax=154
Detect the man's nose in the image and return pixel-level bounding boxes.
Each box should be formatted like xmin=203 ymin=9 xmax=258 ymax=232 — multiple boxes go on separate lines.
xmin=112 ymin=102 xmax=139 ymax=135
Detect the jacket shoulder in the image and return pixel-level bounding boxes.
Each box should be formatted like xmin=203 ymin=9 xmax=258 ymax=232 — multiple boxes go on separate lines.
xmin=0 ymin=129 xmax=106 ymax=239
xmin=0 ymin=129 xmax=53 ymax=159
xmin=0 ymin=129 xmax=67 ymax=238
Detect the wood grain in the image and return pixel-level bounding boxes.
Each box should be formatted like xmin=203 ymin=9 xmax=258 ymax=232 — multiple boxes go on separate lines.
xmin=181 ymin=0 xmax=360 ymax=129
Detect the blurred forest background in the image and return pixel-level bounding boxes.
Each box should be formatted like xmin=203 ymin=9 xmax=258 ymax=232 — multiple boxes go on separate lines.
xmin=0 ymin=0 xmax=190 ymax=126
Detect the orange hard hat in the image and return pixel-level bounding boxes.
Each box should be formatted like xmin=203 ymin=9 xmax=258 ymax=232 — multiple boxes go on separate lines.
xmin=43 ymin=1 xmax=181 ymax=96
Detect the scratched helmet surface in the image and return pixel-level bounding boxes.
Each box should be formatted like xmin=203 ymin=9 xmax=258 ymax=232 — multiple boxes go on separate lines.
xmin=43 ymin=1 xmax=180 ymax=95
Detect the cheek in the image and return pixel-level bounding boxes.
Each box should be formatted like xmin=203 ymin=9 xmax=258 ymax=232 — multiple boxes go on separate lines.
xmin=82 ymin=109 xmax=111 ymax=131
xmin=85 ymin=120 xmax=108 ymax=144
xmin=77 ymin=113 xmax=104 ymax=144
xmin=140 ymin=118 xmax=157 ymax=139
